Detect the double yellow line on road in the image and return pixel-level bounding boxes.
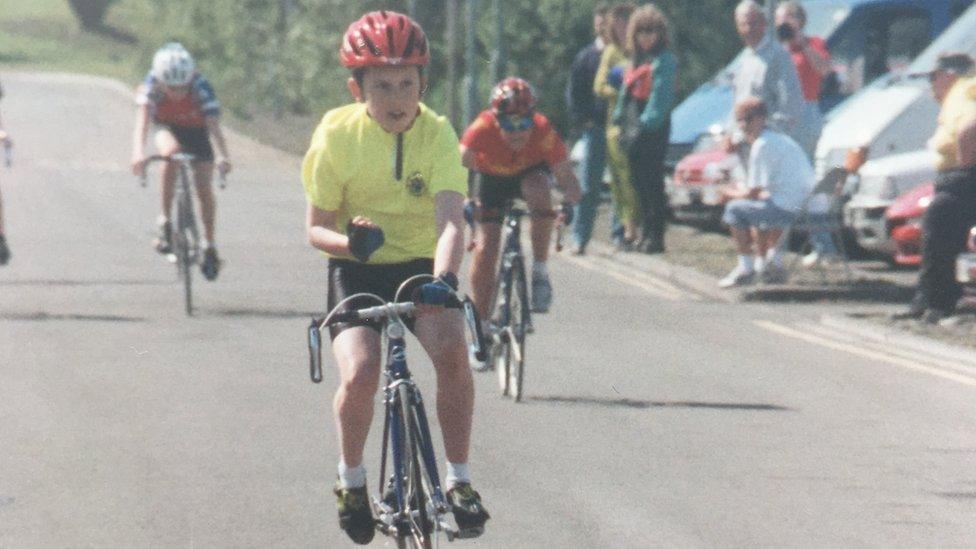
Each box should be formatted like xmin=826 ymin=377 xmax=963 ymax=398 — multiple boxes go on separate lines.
xmin=755 ymin=320 xmax=976 ymax=388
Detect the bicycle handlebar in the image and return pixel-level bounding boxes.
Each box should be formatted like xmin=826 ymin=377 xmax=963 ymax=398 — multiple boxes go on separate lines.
xmin=307 ymin=276 xmax=488 ymax=383
xmin=138 ymin=153 xmax=228 ymax=189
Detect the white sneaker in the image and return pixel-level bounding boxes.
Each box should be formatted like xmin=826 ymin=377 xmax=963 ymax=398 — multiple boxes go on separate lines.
xmin=802 ymin=251 xmax=840 ymax=268
xmin=719 ymin=266 xmax=756 ymax=288
xmin=469 ymin=343 xmax=490 ymax=372
xmin=801 ymin=250 xmax=821 ymax=268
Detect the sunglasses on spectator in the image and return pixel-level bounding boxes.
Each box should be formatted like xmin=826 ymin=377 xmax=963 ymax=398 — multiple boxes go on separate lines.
xmin=498 ymin=114 xmax=534 ymax=132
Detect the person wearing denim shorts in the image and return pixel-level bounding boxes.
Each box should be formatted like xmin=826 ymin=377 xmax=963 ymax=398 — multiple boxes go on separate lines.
xmin=719 ymin=97 xmax=813 ymax=287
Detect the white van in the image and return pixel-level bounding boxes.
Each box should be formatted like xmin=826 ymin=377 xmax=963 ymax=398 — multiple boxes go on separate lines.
xmin=816 ymin=3 xmax=976 ymax=253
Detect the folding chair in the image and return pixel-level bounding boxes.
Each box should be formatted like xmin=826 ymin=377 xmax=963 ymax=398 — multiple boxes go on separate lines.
xmin=777 ymin=167 xmax=853 ymax=284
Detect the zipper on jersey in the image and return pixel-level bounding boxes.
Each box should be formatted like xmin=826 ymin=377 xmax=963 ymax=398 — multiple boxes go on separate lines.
xmin=394 ymin=133 xmax=404 ymax=181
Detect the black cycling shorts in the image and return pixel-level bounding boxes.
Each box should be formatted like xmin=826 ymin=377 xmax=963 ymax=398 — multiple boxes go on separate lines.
xmin=165 ymin=125 xmax=215 ymax=163
xmin=326 ymin=258 xmax=434 ymax=340
xmin=474 ymin=163 xmax=550 ymax=222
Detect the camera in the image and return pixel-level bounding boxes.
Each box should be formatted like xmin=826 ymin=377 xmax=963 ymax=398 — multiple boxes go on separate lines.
xmin=776 ymin=23 xmax=795 ymax=41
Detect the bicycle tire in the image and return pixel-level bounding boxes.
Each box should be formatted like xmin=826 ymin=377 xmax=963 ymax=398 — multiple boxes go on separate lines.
xmin=492 ymin=261 xmax=514 ymax=396
xmin=174 ymin=225 xmax=193 ymax=316
xmin=510 ymin=257 xmax=528 ymax=402
xmin=397 ymin=384 xmax=433 ymax=549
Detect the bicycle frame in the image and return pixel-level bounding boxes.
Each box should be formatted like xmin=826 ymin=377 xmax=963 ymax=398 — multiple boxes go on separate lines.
xmin=495 ymin=205 xmax=532 ymax=332
xmin=376 ymin=319 xmax=453 ymax=543
xmin=307 ymin=281 xmax=486 ymax=545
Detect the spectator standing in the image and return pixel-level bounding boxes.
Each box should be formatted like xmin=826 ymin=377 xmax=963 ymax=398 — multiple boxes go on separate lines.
xmin=898 ymin=53 xmax=976 ymax=323
xmin=613 ymin=3 xmax=677 ymax=254
xmin=594 ymin=3 xmax=639 ymax=250
xmin=728 ymin=0 xmax=804 ymax=147
xmin=775 ymin=0 xmax=839 ymax=266
xmin=719 ymin=97 xmax=814 ymax=288
xmin=567 ymin=3 xmax=609 ymax=255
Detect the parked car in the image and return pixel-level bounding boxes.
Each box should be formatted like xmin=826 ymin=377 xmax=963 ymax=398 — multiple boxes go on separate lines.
xmin=886 ymin=180 xmax=934 ymax=266
xmin=669 ymin=0 xmax=970 ymax=172
xmin=822 ymin=2 xmax=976 ymax=258
xmin=887 ymin=184 xmax=976 ymax=287
xmin=844 ymin=149 xmax=938 ymax=256
xmin=668 ymin=0 xmax=972 ymax=223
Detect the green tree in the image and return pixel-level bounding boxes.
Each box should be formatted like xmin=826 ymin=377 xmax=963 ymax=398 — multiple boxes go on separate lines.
xmin=67 ymin=0 xmax=120 ymax=30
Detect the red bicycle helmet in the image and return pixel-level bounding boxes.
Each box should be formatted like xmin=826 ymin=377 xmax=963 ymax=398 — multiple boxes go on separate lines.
xmin=490 ymin=77 xmax=537 ymax=117
xmin=340 ymin=11 xmax=429 ymax=68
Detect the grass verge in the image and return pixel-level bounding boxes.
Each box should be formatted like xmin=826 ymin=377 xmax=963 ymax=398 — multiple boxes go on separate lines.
xmin=0 ymin=0 xmax=316 ymax=155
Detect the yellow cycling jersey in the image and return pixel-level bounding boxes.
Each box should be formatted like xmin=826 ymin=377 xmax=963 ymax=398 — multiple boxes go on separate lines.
xmin=302 ymin=102 xmax=467 ymax=264
xmin=933 ymin=75 xmax=976 ymax=172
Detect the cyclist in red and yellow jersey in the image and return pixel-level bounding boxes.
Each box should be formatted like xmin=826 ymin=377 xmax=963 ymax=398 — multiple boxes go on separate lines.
xmin=461 ymin=77 xmax=581 ymax=328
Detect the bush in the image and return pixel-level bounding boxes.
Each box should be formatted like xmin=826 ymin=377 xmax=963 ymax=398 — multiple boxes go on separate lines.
xmin=67 ymin=0 xmax=119 ymax=30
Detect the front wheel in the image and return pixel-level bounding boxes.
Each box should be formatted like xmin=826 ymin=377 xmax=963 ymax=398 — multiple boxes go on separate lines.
xmin=397 ymin=385 xmax=434 ymax=549
xmin=509 ymin=261 xmax=529 ymax=402
xmin=173 ymin=228 xmax=193 ymax=316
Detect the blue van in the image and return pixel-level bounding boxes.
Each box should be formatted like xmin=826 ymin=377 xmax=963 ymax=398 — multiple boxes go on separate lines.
xmin=666 ymin=0 xmax=972 ymax=169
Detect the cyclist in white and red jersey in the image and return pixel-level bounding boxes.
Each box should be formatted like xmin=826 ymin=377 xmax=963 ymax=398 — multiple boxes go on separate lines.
xmin=131 ymin=43 xmax=231 ymax=280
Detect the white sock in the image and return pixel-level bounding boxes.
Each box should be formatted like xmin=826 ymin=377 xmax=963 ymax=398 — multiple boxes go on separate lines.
xmin=754 ymin=256 xmax=765 ymax=272
xmin=445 ymin=462 xmax=470 ymax=488
xmin=737 ymin=255 xmax=754 ymax=272
xmin=532 ymin=261 xmax=548 ymax=278
xmin=765 ymin=247 xmax=782 ymax=266
xmin=338 ymin=459 xmax=367 ymax=489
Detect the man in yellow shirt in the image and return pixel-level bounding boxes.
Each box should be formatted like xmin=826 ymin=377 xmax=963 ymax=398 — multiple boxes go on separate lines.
xmin=302 ymin=11 xmax=488 ymax=545
xmin=899 ymin=53 xmax=976 ymax=323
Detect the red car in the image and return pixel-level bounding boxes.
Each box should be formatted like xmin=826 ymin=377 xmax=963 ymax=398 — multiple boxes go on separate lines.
xmin=886 ymin=181 xmax=934 ymax=267
xmin=667 ymin=146 xmax=740 ymax=223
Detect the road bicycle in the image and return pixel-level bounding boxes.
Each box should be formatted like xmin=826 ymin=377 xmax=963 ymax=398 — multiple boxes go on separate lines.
xmin=141 ymin=153 xmax=225 ymax=316
xmin=307 ymin=275 xmax=486 ymax=548
xmin=469 ymin=200 xmax=569 ymax=402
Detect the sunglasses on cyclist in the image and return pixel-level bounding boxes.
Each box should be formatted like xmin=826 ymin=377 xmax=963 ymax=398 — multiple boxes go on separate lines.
xmin=497 ymin=114 xmax=534 ymax=133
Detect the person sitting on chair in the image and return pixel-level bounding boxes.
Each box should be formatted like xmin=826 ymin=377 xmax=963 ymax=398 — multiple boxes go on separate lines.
xmin=718 ymin=96 xmax=814 ymax=288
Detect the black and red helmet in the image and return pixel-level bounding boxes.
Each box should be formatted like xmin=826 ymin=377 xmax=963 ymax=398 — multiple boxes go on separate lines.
xmin=340 ymin=11 xmax=430 ymax=68
xmin=490 ymin=77 xmax=537 ymax=117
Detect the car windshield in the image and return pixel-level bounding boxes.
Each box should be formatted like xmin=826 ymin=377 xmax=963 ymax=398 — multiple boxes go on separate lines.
xmin=908 ymin=4 xmax=976 ymax=73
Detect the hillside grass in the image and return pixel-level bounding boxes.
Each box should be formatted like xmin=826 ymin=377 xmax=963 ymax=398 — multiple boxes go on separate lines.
xmin=0 ymin=0 xmax=317 ymax=155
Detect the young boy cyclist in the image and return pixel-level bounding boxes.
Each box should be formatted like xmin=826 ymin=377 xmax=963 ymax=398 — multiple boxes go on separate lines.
xmin=0 ymin=80 xmax=11 ymax=265
xmin=130 ymin=42 xmax=232 ymax=281
xmin=301 ymin=11 xmax=489 ymax=545
xmin=461 ymin=77 xmax=582 ymax=324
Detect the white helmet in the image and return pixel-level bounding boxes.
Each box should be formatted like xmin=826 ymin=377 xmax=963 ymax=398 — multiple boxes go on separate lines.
xmin=152 ymin=43 xmax=195 ymax=86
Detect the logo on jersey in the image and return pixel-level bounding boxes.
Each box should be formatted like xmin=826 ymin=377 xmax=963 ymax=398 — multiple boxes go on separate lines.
xmin=406 ymin=172 xmax=426 ymax=197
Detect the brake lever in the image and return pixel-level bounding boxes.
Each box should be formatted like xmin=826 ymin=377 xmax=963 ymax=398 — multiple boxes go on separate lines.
xmin=308 ymin=318 xmax=323 ymax=384
xmin=462 ymin=297 xmax=487 ymax=362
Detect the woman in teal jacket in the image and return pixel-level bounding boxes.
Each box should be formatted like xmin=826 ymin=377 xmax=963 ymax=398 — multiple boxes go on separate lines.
xmin=614 ymin=4 xmax=676 ymax=254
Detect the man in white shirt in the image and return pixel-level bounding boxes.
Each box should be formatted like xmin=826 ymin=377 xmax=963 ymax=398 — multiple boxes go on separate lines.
xmin=719 ymin=96 xmax=814 ymax=287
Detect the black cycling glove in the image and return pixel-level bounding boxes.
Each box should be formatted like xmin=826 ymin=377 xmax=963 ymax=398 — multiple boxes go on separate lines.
xmin=346 ymin=221 xmax=385 ymax=263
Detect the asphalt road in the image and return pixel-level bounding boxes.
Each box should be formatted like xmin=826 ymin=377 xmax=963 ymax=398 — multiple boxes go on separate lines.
xmin=1 ymin=72 xmax=975 ymax=547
